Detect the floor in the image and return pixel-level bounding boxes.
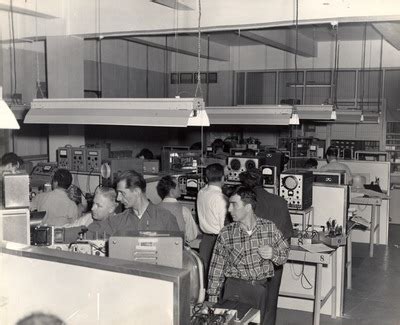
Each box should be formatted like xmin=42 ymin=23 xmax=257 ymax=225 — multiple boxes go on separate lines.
xmin=276 ymin=224 xmax=400 ymax=325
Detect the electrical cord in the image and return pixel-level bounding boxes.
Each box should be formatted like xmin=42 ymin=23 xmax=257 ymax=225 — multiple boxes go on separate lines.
xmin=190 ymin=303 xmax=227 ymax=325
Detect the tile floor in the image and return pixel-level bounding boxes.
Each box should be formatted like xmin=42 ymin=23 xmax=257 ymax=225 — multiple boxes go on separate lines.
xmin=276 ymin=224 xmax=400 ymax=325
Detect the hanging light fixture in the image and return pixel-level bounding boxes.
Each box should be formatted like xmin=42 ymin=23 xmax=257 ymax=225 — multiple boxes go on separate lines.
xmin=0 ymin=87 xmax=20 ymax=129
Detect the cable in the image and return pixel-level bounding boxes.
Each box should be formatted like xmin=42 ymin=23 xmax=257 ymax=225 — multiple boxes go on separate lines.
xmin=174 ymin=0 xmax=179 ymax=97
xmin=194 ymin=0 xmax=203 ymax=99
xmin=360 ymin=23 xmax=367 ymax=119
xmin=35 ymin=0 xmax=45 ymax=98
xmin=10 ymin=0 xmax=18 ymax=100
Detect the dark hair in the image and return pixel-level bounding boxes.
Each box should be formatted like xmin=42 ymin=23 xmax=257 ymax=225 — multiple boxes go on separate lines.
xmin=304 ymin=158 xmax=318 ymax=169
xmin=205 ymin=163 xmax=224 ymax=182
xmin=326 ymin=146 xmax=339 ymax=158
xmin=211 ymin=139 xmax=224 ymax=152
xmin=117 ymin=169 xmax=146 ymax=192
xmin=17 ymin=312 xmax=65 ymax=325
xmin=53 ymin=168 xmax=73 ymax=190
xmin=67 ymin=184 xmax=83 ymax=204
xmin=156 ymin=175 xmax=176 ymax=199
xmin=239 ymin=169 xmax=263 ymax=188
xmin=136 ymin=148 xmax=154 ymax=159
xmin=231 ymin=186 xmax=257 ymax=211
xmin=1 ymin=152 xmax=23 ymax=167
xmin=190 ymin=142 xmax=202 ymax=150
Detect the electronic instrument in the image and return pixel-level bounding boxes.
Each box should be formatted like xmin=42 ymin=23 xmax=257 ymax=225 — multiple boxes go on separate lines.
xmin=3 ymin=173 xmax=30 ymax=209
xmin=109 ymin=231 xmax=184 ymax=268
xmin=86 ymin=147 xmax=109 ymax=173
xmin=161 ymin=147 xmax=202 ymax=172
xmin=259 ymin=165 xmax=278 ymax=194
xmin=280 ymin=169 xmax=313 ymax=210
xmin=29 ymin=162 xmax=58 ymax=192
xmin=70 ymin=147 xmax=86 ymax=171
xmin=313 ymin=170 xmax=347 ymax=185
xmin=57 ymin=146 xmax=72 ymax=169
xmin=177 ymin=173 xmax=206 ymax=201
xmin=262 ymin=152 xmax=285 ymax=175
xmin=143 ymin=159 xmax=160 ymax=174
xmin=226 ymin=156 xmax=263 ymax=182
xmin=355 ymin=151 xmax=389 ymax=162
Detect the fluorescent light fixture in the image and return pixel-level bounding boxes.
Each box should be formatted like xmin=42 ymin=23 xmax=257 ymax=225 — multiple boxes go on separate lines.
xmin=206 ymin=105 xmax=293 ymax=125
xmin=329 ymin=109 xmax=362 ymax=123
xmin=0 ymin=87 xmax=20 ymax=129
xmin=296 ymin=104 xmax=335 ymax=120
xmin=361 ymin=112 xmax=380 ymax=124
xmin=25 ymin=98 xmax=207 ymax=128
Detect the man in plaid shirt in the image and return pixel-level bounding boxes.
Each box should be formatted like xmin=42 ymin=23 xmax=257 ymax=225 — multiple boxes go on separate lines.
xmin=207 ymin=186 xmax=290 ymax=324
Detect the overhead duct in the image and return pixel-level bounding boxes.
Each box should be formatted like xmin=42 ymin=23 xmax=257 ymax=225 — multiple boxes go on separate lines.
xmin=24 ymin=98 xmax=209 ymax=127
xmin=206 ymin=105 xmax=293 ymax=125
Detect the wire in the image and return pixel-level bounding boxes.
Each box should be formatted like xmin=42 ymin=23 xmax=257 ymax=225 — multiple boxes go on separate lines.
xmin=194 ymin=0 xmax=203 ymax=99
xmin=174 ymin=0 xmax=179 ymax=97
xmin=35 ymin=0 xmax=45 ymax=98
xmin=377 ymin=35 xmax=383 ymax=116
xmin=360 ymin=23 xmax=367 ymax=117
xmin=10 ymin=0 xmax=18 ymax=100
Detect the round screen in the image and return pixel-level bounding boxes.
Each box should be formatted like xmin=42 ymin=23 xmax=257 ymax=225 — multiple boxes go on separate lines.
xmin=230 ymin=159 xmax=241 ymax=171
xmin=245 ymin=160 xmax=256 ymax=170
xmin=283 ymin=176 xmax=298 ymax=190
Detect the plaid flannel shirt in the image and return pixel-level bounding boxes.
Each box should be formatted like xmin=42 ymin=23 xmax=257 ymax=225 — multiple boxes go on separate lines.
xmin=207 ymin=217 xmax=290 ymax=302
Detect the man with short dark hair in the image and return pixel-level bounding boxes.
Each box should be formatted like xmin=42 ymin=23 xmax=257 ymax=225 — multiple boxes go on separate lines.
xmin=31 ymin=168 xmax=79 ymax=226
xmin=1 ymin=152 xmax=24 ymax=173
xmin=208 ymin=186 xmax=290 ymax=325
xmin=240 ymin=169 xmax=293 ymax=325
xmin=84 ymin=170 xmax=179 ymax=237
xmin=319 ymin=146 xmax=353 ymax=183
xmin=157 ymin=175 xmax=199 ymax=242
xmin=197 ymin=163 xmax=228 ymax=285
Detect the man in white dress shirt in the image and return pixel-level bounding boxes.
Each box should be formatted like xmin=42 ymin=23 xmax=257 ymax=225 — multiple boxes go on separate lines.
xmin=197 ymin=163 xmax=228 ymax=286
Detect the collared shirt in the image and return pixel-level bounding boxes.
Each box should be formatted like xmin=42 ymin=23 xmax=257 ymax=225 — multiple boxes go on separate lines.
xmin=85 ymin=201 xmax=179 ymax=238
xmin=63 ymin=212 xmax=93 ymax=228
xmin=208 ymin=217 xmax=290 ymax=302
xmin=319 ymin=159 xmax=353 ymax=183
xmin=31 ymin=188 xmax=79 ymax=227
xmin=197 ymin=184 xmax=227 ymax=235
xmin=159 ymin=198 xmax=199 ymax=242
